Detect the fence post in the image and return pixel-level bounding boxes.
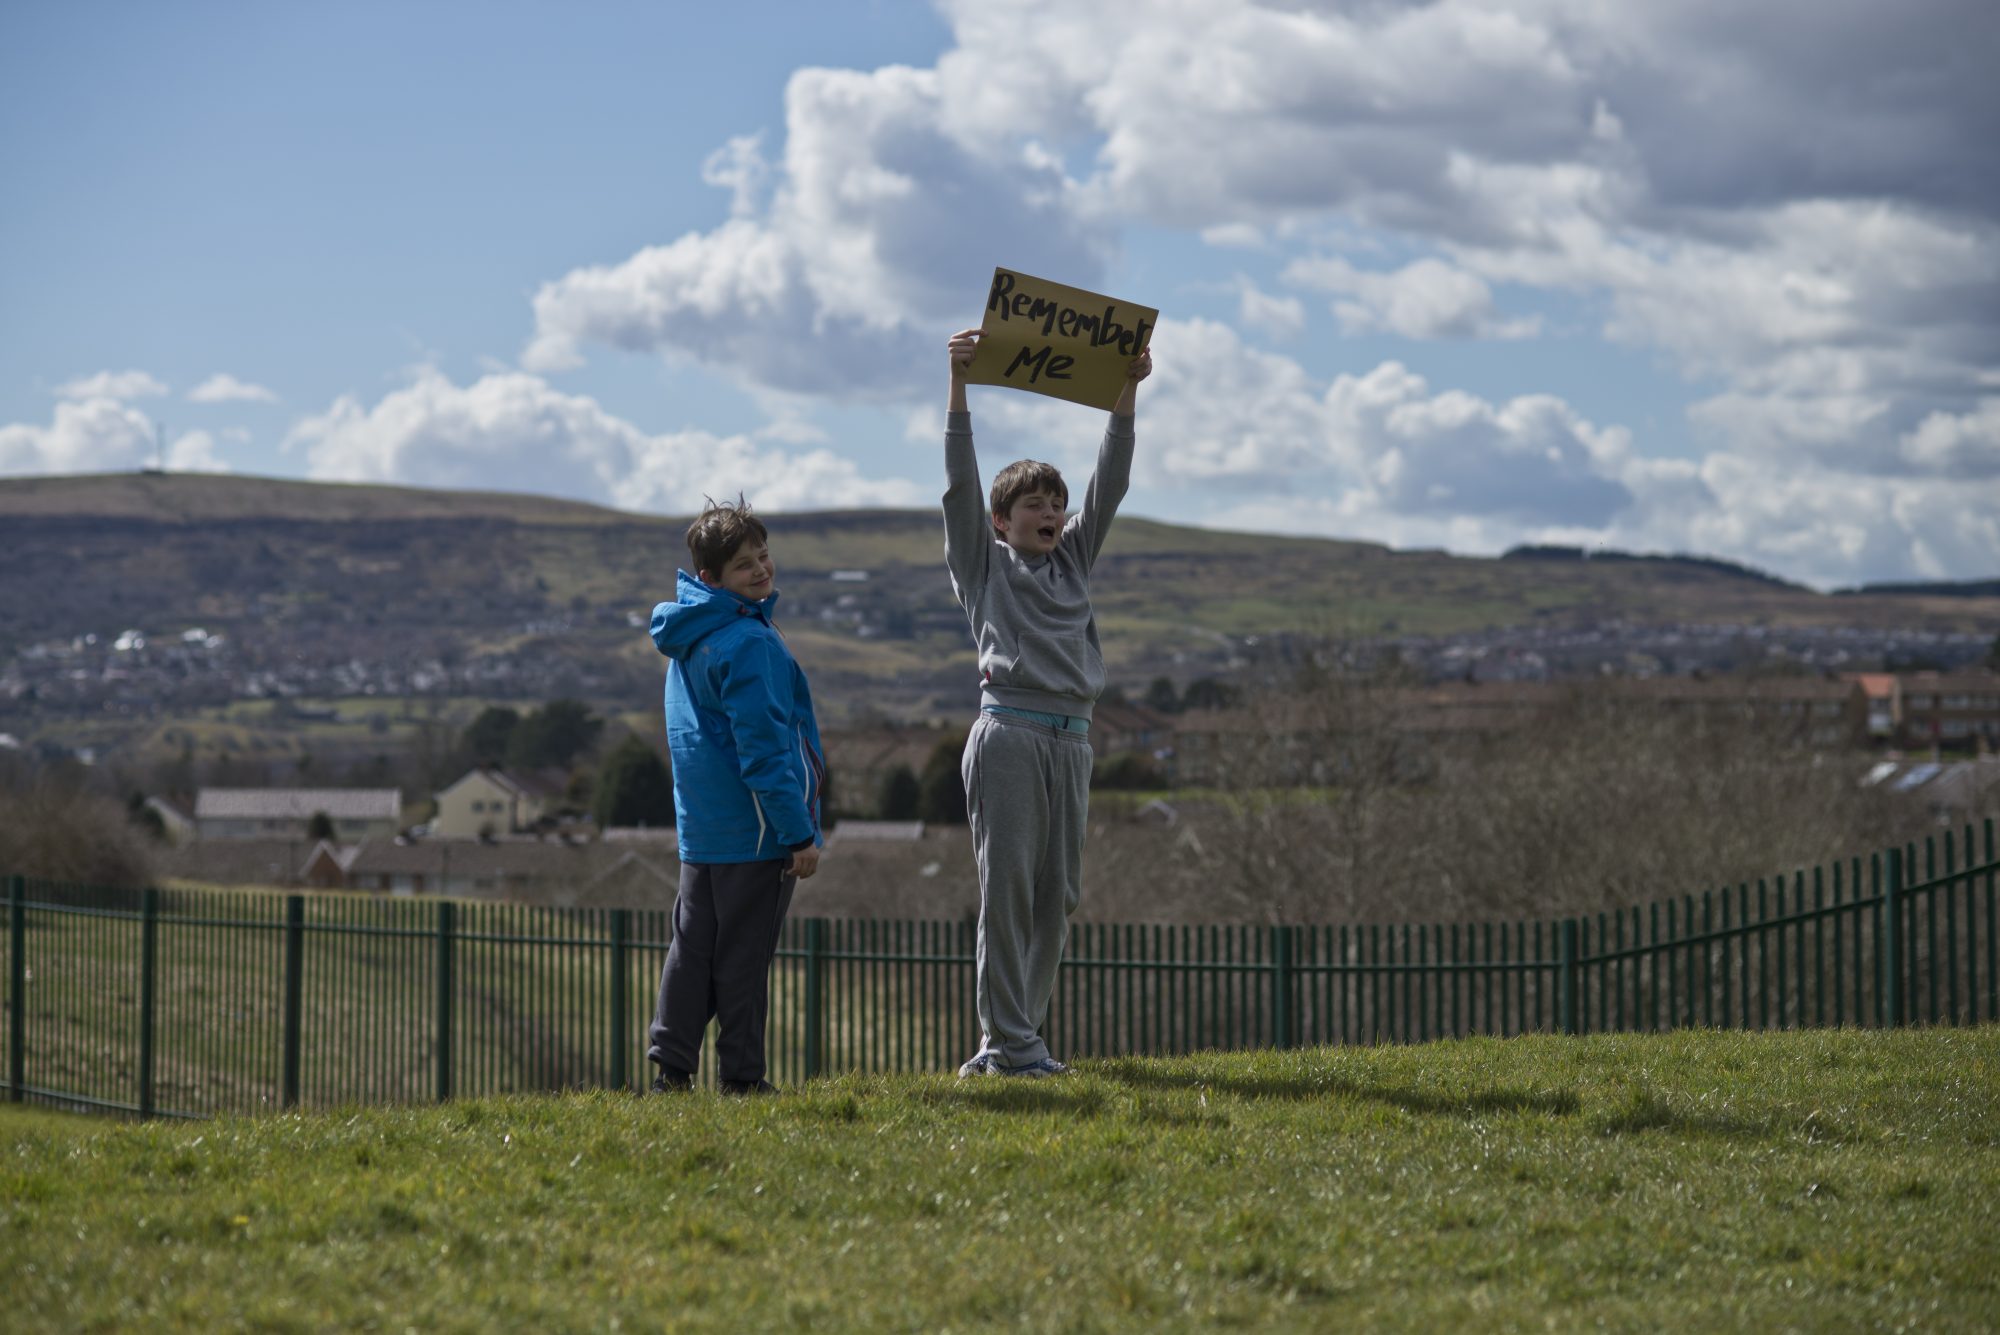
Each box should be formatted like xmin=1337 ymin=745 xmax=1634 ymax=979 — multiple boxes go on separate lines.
xmin=8 ymin=875 xmax=23 ymax=1102
xmin=609 ymin=909 xmax=630 ymax=1093
xmin=139 ymin=887 xmax=159 ymax=1119
xmin=436 ymin=900 xmax=455 ymax=1102
xmin=1882 ymin=848 xmax=1902 ymax=1028
xmin=804 ymin=918 xmax=825 ymax=1079
xmin=1271 ymin=926 xmax=1295 ymax=1049
xmin=282 ymin=895 xmax=304 ymax=1109
xmin=1559 ymin=918 xmax=1581 ymax=1036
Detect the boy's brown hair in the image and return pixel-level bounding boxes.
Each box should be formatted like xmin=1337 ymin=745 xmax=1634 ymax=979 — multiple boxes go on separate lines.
xmin=989 ymin=459 xmax=1068 ymax=523
xmin=686 ymin=494 xmax=768 ymax=579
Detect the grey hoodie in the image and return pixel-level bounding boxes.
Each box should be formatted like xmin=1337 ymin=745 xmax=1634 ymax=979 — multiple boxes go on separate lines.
xmin=943 ymin=409 xmax=1134 ymax=720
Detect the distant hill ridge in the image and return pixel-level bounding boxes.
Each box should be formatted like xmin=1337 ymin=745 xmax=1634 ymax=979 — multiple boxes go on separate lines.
xmin=1501 ymin=544 xmax=1802 ymax=590
xmin=0 ymin=471 xmax=629 ymax=525
xmin=5 ymin=473 xmax=1998 ymax=670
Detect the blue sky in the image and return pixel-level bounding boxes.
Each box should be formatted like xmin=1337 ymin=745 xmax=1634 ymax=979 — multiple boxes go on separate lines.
xmin=4 ymin=1 xmax=1996 ymax=589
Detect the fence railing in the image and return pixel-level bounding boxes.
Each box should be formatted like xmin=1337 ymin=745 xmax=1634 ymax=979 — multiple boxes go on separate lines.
xmin=5 ymin=818 xmax=1994 ymax=1119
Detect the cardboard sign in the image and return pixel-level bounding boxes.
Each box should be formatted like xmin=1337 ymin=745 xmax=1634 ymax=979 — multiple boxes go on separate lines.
xmin=965 ymin=267 xmax=1157 ymax=410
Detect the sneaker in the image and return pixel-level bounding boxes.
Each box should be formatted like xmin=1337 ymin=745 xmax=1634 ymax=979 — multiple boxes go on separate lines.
xmin=649 ymin=1066 xmax=694 ymax=1094
xmin=1001 ymin=1057 xmax=1071 ymax=1079
xmin=718 ymin=1078 xmax=779 ymax=1096
xmin=957 ymin=1054 xmax=1003 ymax=1078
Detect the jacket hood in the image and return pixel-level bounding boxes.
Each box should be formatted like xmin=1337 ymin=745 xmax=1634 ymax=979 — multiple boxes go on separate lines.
xmin=651 ymin=569 xmax=780 ymax=662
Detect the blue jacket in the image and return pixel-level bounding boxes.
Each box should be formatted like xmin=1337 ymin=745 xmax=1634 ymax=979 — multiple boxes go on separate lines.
xmin=651 ymin=570 xmax=826 ymax=864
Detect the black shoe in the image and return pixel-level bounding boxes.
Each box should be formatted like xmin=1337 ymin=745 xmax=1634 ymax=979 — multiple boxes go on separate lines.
xmin=650 ymin=1066 xmax=694 ymax=1094
xmin=718 ymin=1078 xmax=779 ymax=1097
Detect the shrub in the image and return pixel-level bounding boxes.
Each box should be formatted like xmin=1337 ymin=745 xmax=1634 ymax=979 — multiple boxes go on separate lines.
xmin=0 ymin=781 xmax=157 ymax=888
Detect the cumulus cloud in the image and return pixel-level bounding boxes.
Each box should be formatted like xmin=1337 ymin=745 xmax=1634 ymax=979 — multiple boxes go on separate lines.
xmin=1235 ymin=280 xmax=1306 ymax=340
xmin=284 ymin=367 xmax=924 ymax=515
xmin=187 ymin=373 xmax=279 ymax=404
xmin=0 ymin=398 xmax=157 ymax=475
xmin=1900 ymin=400 xmax=2000 ymax=479
xmin=1284 ymin=256 xmax=1538 ymax=340
xmin=1097 ymin=321 xmax=1627 ymax=526
xmin=164 ymin=430 xmax=233 ymax=473
xmin=523 ymin=63 xmax=1105 ymax=396
xmin=53 ymin=370 xmax=168 ymax=402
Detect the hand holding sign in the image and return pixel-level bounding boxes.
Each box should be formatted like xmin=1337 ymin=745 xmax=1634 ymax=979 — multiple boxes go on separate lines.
xmin=962 ymin=267 xmax=1158 ymax=411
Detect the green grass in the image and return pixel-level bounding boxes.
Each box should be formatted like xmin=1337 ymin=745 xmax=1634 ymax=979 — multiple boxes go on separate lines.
xmin=5 ymin=1028 xmax=1997 ymax=1331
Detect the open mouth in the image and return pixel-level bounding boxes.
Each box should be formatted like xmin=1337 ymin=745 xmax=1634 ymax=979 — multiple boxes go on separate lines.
xmin=1037 ymin=526 xmax=1057 ymax=543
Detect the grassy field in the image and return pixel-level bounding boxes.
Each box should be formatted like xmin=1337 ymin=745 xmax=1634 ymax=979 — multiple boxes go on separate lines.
xmin=4 ymin=1028 xmax=1996 ymax=1331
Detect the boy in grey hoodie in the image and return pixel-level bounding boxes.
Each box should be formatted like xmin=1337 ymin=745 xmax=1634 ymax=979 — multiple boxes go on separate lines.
xmin=942 ymin=326 xmax=1152 ymax=1077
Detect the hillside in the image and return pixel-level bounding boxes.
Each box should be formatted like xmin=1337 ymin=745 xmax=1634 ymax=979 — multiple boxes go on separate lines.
xmin=4 ymin=472 xmax=1996 ymax=754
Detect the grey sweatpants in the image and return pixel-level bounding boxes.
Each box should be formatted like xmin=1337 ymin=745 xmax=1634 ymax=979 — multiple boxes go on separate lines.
xmin=648 ymin=859 xmax=796 ymax=1083
xmin=962 ymin=711 xmax=1093 ymax=1067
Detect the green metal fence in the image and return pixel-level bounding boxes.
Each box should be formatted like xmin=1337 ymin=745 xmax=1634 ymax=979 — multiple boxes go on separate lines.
xmin=5 ymin=818 xmax=1995 ymax=1119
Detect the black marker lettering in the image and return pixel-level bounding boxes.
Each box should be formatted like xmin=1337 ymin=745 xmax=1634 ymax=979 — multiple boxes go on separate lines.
xmin=1004 ymin=344 xmax=1074 ymax=384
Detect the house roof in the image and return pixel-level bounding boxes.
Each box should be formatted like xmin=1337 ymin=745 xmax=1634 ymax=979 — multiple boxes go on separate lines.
xmin=602 ymin=826 xmax=679 ymax=847
xmin=342 ymin=839 xmax=588 ymax=877
xmin=1897 ymin=670 xmax=2000 ymax=695
xmin=301 ymin=839 xmax=363 ymax=874
xmin=437 ymin=766 xmax=567 ymax=803
xmin=143 ymin=795 xmax=197 ymax=828
xmin=196 ymin=788 xmax=403 ymax=821
xmin=1092 ymin=700 xmax=1173 ymax=735
xmin=1844 ymin=673 xmax=1900 ymax=700
xmin=828 ymin=821 xmax=925 ymax=843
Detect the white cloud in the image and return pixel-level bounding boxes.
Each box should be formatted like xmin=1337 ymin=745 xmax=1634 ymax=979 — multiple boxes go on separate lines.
xmin=188 ymin=373 xmax=279 ymax=404
xmin=523 ymin=63 xmax=1105 ymax=398
xmin=1235 ymin=280 xmax=1305 ymax=341
xmin=165 ymin=430 xmax=233 ymax=473
xmin=53 ymin=370 xmax=168 ymax=402
xmin=284 ymin=367 xmax=924 ymax=515
xmin=0 ymin=398 xmax=156 ymax=474
xmin=1284 ymin=255 xmax=1539 ymax=340
xmin=1900 ymin=400 xmax=2000 ymax=479
xmin=702 ymin=133 xmax=772 ymax=219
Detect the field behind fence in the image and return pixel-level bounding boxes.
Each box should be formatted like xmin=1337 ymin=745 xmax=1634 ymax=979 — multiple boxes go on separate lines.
xmin=5 ymin=818 xmax=1995 ymax=1119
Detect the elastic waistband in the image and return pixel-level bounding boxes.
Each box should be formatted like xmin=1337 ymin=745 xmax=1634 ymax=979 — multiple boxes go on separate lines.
xmin=983 ymin=704 xmax=1089 ymax=734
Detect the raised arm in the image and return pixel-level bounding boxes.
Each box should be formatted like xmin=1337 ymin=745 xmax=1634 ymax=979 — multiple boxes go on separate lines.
xmin=942 ymin=328 xmax=991 ymax=605
xmin=1111 ymin=345 xmax=1151 ymax=417
xmin=948 ymin=326 xmax=976 ymax=414
xmin=1067 ymin=347 xmax=1153 ymax=568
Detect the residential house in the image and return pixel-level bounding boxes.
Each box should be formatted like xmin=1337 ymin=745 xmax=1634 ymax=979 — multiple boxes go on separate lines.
xmin=194 ymin=787 xmax=403 ymax=841
xmin=1845 ymin=673 xmax=1901 ymax=740
xmin=142 ymin=795 xmax=198 ymax=846
xmin=299 ymin=837 xmax=676 ymax=907
xmin=818 ymin=725 xmax=947 ymax=817
xmin=1861 ymin=757 xmax=2000 ymax=820
xmin=430 ymin=767 xmax=568 ymax=839
xmin=1088 ymin=699 xmax=1175 ymax=762
xmin=1896 ymin=671 xmax=2000 ymax=752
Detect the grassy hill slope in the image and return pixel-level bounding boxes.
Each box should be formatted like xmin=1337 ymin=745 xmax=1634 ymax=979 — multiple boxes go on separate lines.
xmin=4 ymin=1027 xmax=1995 ymax=1330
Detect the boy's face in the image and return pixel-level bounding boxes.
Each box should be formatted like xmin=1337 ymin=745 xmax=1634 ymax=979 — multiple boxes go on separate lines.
xmin=701 ymin=541 xmax=775 ymax=602
xmin=994 ymin=489 xmax=1066 ymax=558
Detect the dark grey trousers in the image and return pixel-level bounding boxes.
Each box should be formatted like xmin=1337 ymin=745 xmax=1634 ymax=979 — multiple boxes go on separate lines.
xmin=962 ymin=711 xmax=1093 ymax=1067
xmin=648 ymin=858 xmax=796 ymax=1083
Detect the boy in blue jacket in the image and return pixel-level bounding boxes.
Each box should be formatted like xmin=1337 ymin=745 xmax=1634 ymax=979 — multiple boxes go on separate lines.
xmin=646 ymin=496 xmax=825 ymax=1095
